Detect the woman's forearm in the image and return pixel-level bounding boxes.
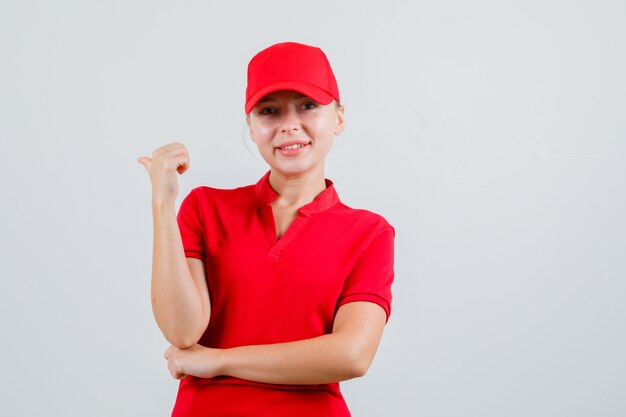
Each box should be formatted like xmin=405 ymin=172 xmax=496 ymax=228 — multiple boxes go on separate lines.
xmin=163 ymin=303 xmax=386 ymax=385
xmin=151 ymin=201 xmax=210 ymax=348
xmin=217 ymin=333 xmax=367 ymax=385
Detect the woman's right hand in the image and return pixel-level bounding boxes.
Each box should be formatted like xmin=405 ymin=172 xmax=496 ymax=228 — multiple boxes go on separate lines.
xmin=137 ymin=142 xmax=190 ymax=206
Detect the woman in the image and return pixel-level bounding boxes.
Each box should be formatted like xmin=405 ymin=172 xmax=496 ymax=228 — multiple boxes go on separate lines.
xmin=138 ymin=41 xmax=395 ymax=416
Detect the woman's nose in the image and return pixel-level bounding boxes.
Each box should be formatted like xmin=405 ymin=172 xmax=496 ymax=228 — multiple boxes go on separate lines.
xmin=280 ymin=108 xmax=301 ymax=133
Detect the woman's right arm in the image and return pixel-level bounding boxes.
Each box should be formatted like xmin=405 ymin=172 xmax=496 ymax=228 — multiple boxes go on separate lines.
xmin=138 ymin=143 xmax=211 ymax=349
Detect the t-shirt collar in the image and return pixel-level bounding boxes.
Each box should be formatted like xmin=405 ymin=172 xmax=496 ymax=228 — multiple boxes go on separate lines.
xmin=254 ymin=170 xmax=340 ymax=215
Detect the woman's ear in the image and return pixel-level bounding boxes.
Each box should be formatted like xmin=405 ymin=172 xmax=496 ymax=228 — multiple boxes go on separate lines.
xmin=334 ymin=105 xmax=345 ymax=135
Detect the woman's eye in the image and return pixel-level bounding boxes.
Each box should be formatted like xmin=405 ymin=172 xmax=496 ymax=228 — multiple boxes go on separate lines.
xmin=259 ymin=107 xmax=277 ymax=115
xmin=301 ymin=102 xmax=317 ymax=110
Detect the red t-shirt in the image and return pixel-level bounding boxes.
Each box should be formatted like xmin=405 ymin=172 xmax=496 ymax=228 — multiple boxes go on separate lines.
xmin=172 ymin=170 xmax=395 ymax=417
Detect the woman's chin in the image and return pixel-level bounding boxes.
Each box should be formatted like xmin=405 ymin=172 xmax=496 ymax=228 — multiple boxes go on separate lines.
xmin=269 ymin=163 xmax=323 ymax=179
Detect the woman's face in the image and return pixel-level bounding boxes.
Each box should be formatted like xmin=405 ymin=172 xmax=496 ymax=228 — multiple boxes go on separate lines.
xmin=246 ymin=90 xmax=344 ymax=179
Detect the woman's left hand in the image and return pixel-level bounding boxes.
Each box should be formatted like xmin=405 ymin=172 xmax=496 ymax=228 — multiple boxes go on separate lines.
xmin=163 ymin=344 xmax=223 ymax=380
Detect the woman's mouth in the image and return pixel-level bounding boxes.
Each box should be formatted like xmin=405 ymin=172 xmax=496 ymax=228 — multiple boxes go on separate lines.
xmin=276 ymin=142 xmax=310 ymax=156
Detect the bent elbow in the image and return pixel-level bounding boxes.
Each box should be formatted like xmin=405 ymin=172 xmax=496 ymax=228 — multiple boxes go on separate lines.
xmin=167 ymin=334 xmax=201 ymax=349
xmin=345 ymin=346 xmax=374 ymax=379
xmin=156 ymin=312 xmax=210 ymax=349
xmin=351 ymin=358 xmax=371 ymax=378
xmin=161 ymin=321 xmax=207 ymax=349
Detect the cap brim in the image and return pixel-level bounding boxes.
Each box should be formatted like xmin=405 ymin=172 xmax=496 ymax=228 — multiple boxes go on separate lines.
xmin=245 ymin=80 xmax=335 ymax=114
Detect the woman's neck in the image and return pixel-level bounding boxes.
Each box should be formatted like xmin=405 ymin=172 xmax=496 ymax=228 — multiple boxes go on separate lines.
xmin=268 ymin=169 xmax=327 ymax=207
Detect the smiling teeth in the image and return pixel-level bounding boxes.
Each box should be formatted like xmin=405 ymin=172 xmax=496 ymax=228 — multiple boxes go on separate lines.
xmin=281 ymin=144 xmax=306 ymax=150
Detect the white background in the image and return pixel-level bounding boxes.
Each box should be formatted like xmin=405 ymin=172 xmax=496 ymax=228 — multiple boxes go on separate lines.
xmin=1 ymin=1 xmax=624 ymax=416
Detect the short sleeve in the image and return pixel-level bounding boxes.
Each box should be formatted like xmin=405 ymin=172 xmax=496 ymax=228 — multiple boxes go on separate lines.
xmin=177 ymin=188 xmax=206 ymax=260
xmin=336 ymin=226 xmax=395 ymax=323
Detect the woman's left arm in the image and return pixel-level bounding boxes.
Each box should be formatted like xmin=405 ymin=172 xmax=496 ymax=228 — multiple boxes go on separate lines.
xmin=163 ymin=301 xmax=387 ymax=385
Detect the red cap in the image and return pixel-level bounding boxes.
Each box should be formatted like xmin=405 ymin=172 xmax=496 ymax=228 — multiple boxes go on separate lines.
xmin=245 ymin=42 xmax=340 ymax=114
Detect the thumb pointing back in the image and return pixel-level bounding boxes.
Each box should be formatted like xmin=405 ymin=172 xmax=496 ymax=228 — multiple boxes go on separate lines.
xmin=137 ymin=156 xmax=152 ymax=175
